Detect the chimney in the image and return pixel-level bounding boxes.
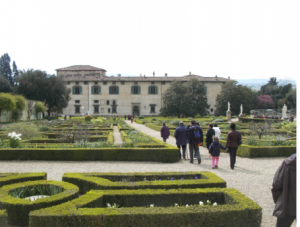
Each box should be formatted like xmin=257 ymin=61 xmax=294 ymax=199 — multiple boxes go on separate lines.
xmin=153 ymin=72 xmax=155 ymax=77
xmin=189 ymin=72 xmax=191 ymax=75
xmin=165 ymin=73 xmax=167 ymax=77
xmin=118 ymin=74 xmax=121 ymax=77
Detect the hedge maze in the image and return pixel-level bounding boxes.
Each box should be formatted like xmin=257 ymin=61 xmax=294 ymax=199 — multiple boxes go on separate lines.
xmin=0 ymin=171 xmax=262 ymax=227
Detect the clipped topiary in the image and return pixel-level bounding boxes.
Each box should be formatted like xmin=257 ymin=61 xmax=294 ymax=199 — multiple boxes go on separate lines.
xmin=169 ymin=120 xmax=180 ymax=126
xmin=85 ymin=115 xmax=93 ymax=121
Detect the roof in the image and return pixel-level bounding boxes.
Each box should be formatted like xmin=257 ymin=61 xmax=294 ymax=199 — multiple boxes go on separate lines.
xmin=56 ymin=65 xmax=106 ymax=72
xmin=61 ymin=74 xmax=229 ymax=82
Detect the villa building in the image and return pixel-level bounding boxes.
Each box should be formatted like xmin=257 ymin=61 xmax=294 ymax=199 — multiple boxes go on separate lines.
xmin=57 ymin=65 xmax=230 ymax=117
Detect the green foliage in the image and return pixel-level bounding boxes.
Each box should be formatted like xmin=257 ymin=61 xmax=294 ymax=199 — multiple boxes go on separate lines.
xmin=62 ymin=171 xmax=226 ymax=194
xmin=35 ymin=102 xmax=45 ymax=113
xmin=29 ymin=188 xmax=262 ymax=227
xmin=169 ymin=120 xmax=180 ymax=126
xmin=0 ymin=209 xmax=7 ymax=227
xmin=215 ymin=81 xmax=257 ymax=115
xmin=9 ymin=185 xmax=63 ymax=199
xmin=38 ymin=126 xmax=52 ymax=132
xmin=0 ymin=172 xmax=46 ymax=188
xmin=14 ymin=95 xmax=26 ymax=111
xmin=7 ymin=122 xmax=41 ymax=139
xmin=0 ymin=53 xmax=13 ymax=86
xmin=0 ymin=76 xmax=13 ymax=93
xmin=0 ymin=92 xmax=16 ymax=111
xmin=160 ymin=79 xmax=209 ymax=117
xmin=84 ymin=115 xmax=93 ymax=121
xmin=195 ymin=115 xmax=201 ymax=118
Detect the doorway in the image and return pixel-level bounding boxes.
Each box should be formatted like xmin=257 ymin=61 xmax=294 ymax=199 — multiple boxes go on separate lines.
xmin=133 ymin=106 xmax=139 ymax=117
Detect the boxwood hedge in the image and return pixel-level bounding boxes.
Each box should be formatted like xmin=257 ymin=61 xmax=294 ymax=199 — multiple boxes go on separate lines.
xmin=0 ymin=210 xmax=7 ymax=227
xmin=0 ymin=146 xmax=178 ymax=162
xmin=0 ymin=180 xmax=79 ymax=226
xmin=29 ymin=188 xmax=262 ymax=227
xmin=62 ymin=171 xmax=227 ymax=194
xmin=0 ymin=172 xmax=47 ymax=188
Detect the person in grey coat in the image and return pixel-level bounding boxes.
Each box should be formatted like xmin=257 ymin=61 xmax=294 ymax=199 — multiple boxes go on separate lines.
xmin=174 ymin=121 xmax=187 ymax=159
xmin=271 ymin=153 xmax=296 ymax=227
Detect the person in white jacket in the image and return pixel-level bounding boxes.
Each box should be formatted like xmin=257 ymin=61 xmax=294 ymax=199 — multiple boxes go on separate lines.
xmin=213 ymin=124 xmax=221 ymax=138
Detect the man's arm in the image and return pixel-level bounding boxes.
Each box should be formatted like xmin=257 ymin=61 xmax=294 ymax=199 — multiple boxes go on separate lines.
xmin=271 ymin=161 xmax=285 ymax=203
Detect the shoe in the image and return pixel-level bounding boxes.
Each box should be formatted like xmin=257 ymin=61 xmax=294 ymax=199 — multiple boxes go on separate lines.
xmin=231 ymin=167 xmax=234 ymax=170
xmin=190 ymin=161 xmax=193 ymax=164
xmin=215 ymin=166 xmax=218 ymax=168
xmin=212 ymin=167 xmax=215 ymax=169
xmin=198 ymin=159 xmax=201 ymax=164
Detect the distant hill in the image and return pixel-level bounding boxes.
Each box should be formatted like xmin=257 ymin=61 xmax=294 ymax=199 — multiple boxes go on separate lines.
xmin=237 ymin=79 xmax=296 ymax=90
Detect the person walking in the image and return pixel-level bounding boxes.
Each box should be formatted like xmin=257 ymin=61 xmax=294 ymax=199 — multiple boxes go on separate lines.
xmin=213 ymin=124 xmax=221 ymax=138
xmin=187 ymin=119 xmax=202 ymax=164
xmin=160 ymin=122 xmax=170 ymax=142
xmin=271 ymin=154 xmax=296 ymax=227
xmin=131 ymin=116 xmax=133 ymax=123
xmin=206 ymin=124 xmax=215 ymax=149
xmin=174 ymin=121 xmax=188 ymax=159
xmin=209 ymin=136 xmax=226 ymax=169
xmin=225 ymin=123 xmax=241 ymax=170
xmin=124 ymin=115 xmax=126 ymax=120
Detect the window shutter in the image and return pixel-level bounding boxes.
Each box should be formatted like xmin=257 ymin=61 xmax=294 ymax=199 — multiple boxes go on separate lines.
xmin=138 ymin=86 xmax=141 ymax=94
xmin=109 ymin=86 xmax=112 ymax=94
xmin=131 ymin=86 xmax=134 ymax=94
xmin=155 ymin=86 xmax=158 ymax=94
xmin=116 ymin=86 xmax=119 ymax=94
xmin=72 ymin=86 xmax=75 ymax=94
xmin=91 ymin=86 xmax=94 ymax=94
xmin=80 ymin=86 xmax=82 ymax=94
xmin=148 ymin=86 xmax=151 ymax=94
xmin=99 ymin=86 xmax=101 ymax=94
xmin=205 ymin=86 xmax=207 ymax=95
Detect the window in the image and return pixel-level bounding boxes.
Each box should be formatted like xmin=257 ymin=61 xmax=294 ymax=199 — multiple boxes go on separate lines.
xmin=121 ymin=81 xmax=125 ymax=85
xmin=108 ymin=108 xmax=111 ymax=113
xmin=103 ymin=81 xmax=107 ymax=85
xmin=94 ymin=105 xmax=99 ymax=113
xmin=109 ymin=85 xmax=119 ymax=94
xmin=211 ymin=108 xmax=214 ymax=112
xmin=76 ymin=82 xmax=79 ymax=85
xmin=75 ymin=105 xmax=80 ymax=114
xmin=107 ymin=100 xmax=110 ymax=105
xmin=101 ymin=108 xmax=104 ymax=113
xmin=94 ymin=82 xmax=98 ymax=84
xmin=112 ymin=106 xmax=117 ymax=113
xmin=94 ymin=100 xmax=99 ymax=103
xmin=72 ymin=86 xmax=82 ymax=95
xmin=148 ymin=86 xmax=158 ymax=94
xmin=75 ymin=100 xmax=80 ymax=103
xmin=112 ymin=100 xmax=116 ymax=105
xmin=91 ymin=85 xmax=101 ymax=94
xmin=84 ymin=81 xmax=88 ymax=85
xmin=131 ymin=85 xmax=141 ymax=95
xmin=67 ymin=81 xmax=70 ymax=85
xmin=150 ymin=104 xmax=156 ymax=113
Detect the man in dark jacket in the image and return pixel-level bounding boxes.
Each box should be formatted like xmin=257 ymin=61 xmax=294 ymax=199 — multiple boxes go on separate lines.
xmin=187 ymin=119 xmax=203 ymax=164
xmin=160 ymin=122 xmax=170 ymax=142
xmin=271 ymin=154 xmax=296 ymax=227
xmin=205 ymin=124 xmax=215 ymax=149
xmin=174 ymin=121 xmax=187 ymax=159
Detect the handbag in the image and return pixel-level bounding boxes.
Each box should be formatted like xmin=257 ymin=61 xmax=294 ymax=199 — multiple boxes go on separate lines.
xmin=237 ymin=131 xmax=242 ymax=145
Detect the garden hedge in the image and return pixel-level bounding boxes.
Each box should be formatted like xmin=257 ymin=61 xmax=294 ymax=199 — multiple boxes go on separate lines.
xmin=30 ymin=188 xmax=262 ymax=227
xmin=0 ymin=172 xmax=47 ymax=188
xmin=239 ymin=117 xmax=282 ymax=123
xmin=0 ymin=180 xmax=79 ymax=226
xmin=0 ymin=147 xmax=179 ymax=162
xmin=218 ymin=139 xmax=296 ymax=158
xmin=145 ymin=123 xmax=176 ymax=137
xmin=62 ymin=171 xmax=227 ymax=194
xmin=0 ymin=210 xmax=7 ymax=227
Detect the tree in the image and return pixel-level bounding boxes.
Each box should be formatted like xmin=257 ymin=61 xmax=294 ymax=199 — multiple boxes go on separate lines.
xmin=35 ymin=102 xmax=45 ymax=118
xmin=256 ymin=95 xmax=275 ymax=109
xmin=215 ymin=81 xmax=258 ymax=116
xmin=285 ymin=88 xmax=296 ymax=110
xmin=11 ymin=95 xmax=26 ymax=121
xmin=249 ymin=121 xmax=273 ymax=139
xmin=0 ymin=93 xmax=16 ymax=122
xmin=12 ymin=61 xmax=19 ymax=85
xmin=160 ymin=78 xmax=209 ymax=117
xmin=260 ymin=77 xmax=278 ymax=95
xmin=0 ymin=53 xmax=13 ymax=86
xmin=17 ymin=69 xmax=71 ymax=116
xmin=0 ymin=76 xmax=13 ymax=93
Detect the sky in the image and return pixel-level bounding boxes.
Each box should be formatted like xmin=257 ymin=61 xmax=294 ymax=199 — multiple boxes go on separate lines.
xmin=0 ymin=0 xmax=299 ymax=81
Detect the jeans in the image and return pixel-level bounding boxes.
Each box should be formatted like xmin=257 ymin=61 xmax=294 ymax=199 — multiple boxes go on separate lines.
xmin=228 ymin=147 xmax=238 ymax=169
xmin=177 ymin=145 xmax=186 ymax=158
xmin=189 ymin=143 xmax=200 ymax=163
xmin=276 ymin=215 xmax=296 ymax=227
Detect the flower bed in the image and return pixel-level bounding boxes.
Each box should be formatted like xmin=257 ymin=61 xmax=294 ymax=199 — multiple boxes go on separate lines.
xmin=0 ymin=180 xmax=79 ymax=226
xmin=0 ymin=172 xmax=47 ymax=188
xmin=62 ymin=171 xmax=226 ymax=194
xmin=29 ymin=188 xmax=262 ymax=227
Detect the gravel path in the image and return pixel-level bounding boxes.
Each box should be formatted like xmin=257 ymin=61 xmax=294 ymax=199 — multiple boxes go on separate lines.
xmin=0 ymin=121 xmax=296 ymax=227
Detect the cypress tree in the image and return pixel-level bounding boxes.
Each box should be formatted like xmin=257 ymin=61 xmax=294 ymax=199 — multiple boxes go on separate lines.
xmin=0 ymin=53 xmax=13 ymax=86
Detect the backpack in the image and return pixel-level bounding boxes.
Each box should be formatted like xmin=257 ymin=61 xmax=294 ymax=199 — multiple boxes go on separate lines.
xmin=192 ymin=126 xmax=201 ymax=141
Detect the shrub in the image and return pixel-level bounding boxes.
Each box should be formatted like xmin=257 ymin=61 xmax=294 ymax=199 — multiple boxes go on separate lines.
xmin=7 ymin=123 xmax=41 ymax=139
xmin=169 ymin=120 xmax=180 ymax=126
xmin=139 ymin=116 xmax=145 ymax=119
xmin=0 ymin=210 xmax=7 ymax=227
xmin=35 ymin=102 xmax=45 ymax=114
xmin=7 ymin=132 xmax=21 ymax=148
xmin=85 ymin=115 xmax=93 ymax=121
xmin=195 ymin=115 xmax=201 ymax=118
xmin=0 ymin=173 xmax=46 ymax=188
xmin=29 ymin=188 xmax=262 ymax=227
xmin=38 ymin=126 xmax=52 ymax=132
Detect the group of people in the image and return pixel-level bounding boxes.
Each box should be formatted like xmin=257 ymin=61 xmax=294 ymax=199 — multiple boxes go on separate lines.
xmin=160 ymin=120 xmax=241 ymax=170
xmin=250 ymin=114 xmax=282 ymax=119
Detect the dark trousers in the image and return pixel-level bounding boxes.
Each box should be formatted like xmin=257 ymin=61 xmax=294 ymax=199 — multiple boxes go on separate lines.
xmin=163 ymin=138 xmax=167 ymax=142
xmin=189 ymin=143 xmax=200 ymax=163
xmin=228 ymin=147 xmax=238 ymax=169
xmin=177 ymin=145 xmax=186 ymax=158
xmin=276 ymin=215 xmax=296 ymax=227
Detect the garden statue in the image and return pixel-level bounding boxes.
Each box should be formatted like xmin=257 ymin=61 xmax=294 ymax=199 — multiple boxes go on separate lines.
xmin=282 ymin=104 xmax=287 ymax=119
xmin=228 ymin=102 xmax=231 ymax=111
xmin=226 ymin=102 xmax=231 ymax=121
xmin=239 ymin=104 xmax=243 ymax=117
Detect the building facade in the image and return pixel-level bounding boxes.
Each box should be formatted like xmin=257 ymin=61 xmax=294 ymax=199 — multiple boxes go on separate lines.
xmin=57 ymin=65 xmax=230 ymax=117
